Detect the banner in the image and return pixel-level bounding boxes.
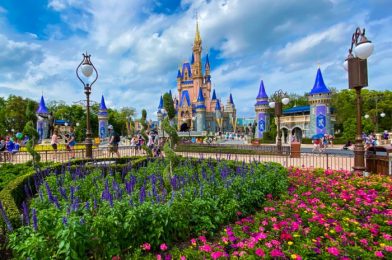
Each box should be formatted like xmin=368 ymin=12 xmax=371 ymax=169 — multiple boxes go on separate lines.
xmin=316 ymin=105 xmax=327 ymax=134
xmin=99 ymin=120 xmax=107 ymax=138
xmin=257 ymin=113 xmax=266 ymax=138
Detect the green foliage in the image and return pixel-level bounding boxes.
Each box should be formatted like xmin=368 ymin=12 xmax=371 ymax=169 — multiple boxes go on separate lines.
xmin=163 ymin=93 xmax=176 ymax=120
xmin=23 ymin=121 xmax=40 ymax=165
xmin=139 ymin=109 xmax=152 ymax=157
xmin=161 ymin=118 xmax=179 ymax=184
xmin=342 ymin=117 xmax=356 ymax=142
xmin=7 ymin=159 xmax=288 ymax=258
xmin=0 ymin=164 xmax=32 ymax=191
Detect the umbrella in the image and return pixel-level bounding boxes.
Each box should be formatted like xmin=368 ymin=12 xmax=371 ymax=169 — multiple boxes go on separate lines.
xmin=311 ymin=133 xmax=324 ymax=140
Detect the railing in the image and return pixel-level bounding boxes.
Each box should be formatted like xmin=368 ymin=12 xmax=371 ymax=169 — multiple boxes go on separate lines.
xmin=176 ymin=151 xmax=354 ymax=172
xmin=177 ymin=143 xmax=292 ymax=155
xmin=0 ymin=145 xmax=354 ymax=171
xmin=0 ymin=146 xmax=146 ymax=164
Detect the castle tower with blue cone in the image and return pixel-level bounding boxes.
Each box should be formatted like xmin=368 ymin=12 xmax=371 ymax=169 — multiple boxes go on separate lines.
xmin=308 ymin=68 xmax=333 ymax=137
xmin=98 ymin=95 xmax=108 ymax=139
xmin=36 ymin=95 xmax=50 ymax=142
xmin=254 ymin=80 xmax=270 ymax=138
xmin=168 ymin=19 xmax=236 ymax=133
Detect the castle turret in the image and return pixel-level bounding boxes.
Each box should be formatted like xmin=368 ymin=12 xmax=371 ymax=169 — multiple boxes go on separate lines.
xmin=254 ymin=80 xmax=270 ymax=138
xmin=98 ymin=95 xmax=109 ymax=139
xmin=36 ymin=95 xmax=50 ymax=142
xmin=225 ymin=93 xmax=236 ymax=131
xmin=308 ymin=68 xmax=332 ymax=136
xmin=195 ymin=87 xmax=206 ymax=132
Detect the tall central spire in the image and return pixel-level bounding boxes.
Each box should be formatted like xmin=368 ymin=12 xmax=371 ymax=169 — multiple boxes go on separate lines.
xmin=194 ymin=19 xmax=202 ymax=44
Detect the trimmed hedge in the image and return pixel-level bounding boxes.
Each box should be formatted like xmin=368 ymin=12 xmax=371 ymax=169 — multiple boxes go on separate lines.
xmin=0 ymin=156 xmax=147 ymax=231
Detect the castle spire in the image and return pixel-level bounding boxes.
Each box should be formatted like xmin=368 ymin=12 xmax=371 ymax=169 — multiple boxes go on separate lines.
xmin=158 ymin=95 xmax=163 ymax=110
xmin=197 ymin=87 xmax=205 ymax=102
xmin=194 ymin=19 xmax=201 ymax=44
xmin=36 ymin=95 xmax=49 ymax=114
xmin=309 ymin=68 xmax=331 ymax=95
xmin=256 ymin=80 xmax=268 ymax=99
xmin=99 ymin=95 xmax=108 ymax=111
xmin=215 ymin=99 xmax=221 ymax=110
xmin=211 ymin=89 xmax=217 ymax=100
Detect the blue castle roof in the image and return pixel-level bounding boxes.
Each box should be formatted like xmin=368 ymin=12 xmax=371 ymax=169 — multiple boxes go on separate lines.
xmin=191 ymin=53 xmax=195 ymax=64
xmin=197 ymin=87 xmax=205 ymax=102
xmin=255 ymin=100 xmax=269 ymax=106
xmin=256 ymin=80 xmax=268 ymax=99
xmin=177 ymin=69 xmax=181 ymax=78
xmin=309 ymin=68 xmax=331 ymax=95
xmin=205 ymin=54 xmax=210 ymax=68
xmin=168 ymin=89 xmax=172 ymax=96
xmin=215 ymin=99 xmax=221 ymax=110
xmin=229 ymin=93 xmax=234 ymax=104
xmin=158 ymin=95 xmax=163 ymax=110
xmin=211 ymin=89 xmax=217 ymax=100
xmin=180 ymin=90 xmax=191 ymax=107
xmin=283 ymin=105 xmax=310 ymax=115
xmin=99 ymin=95 xmax=108 ymax=110
xmin=36 ymin=96 xmax=49 ymax=114
xmin=181 ymin=63 xmax=192 ymax=78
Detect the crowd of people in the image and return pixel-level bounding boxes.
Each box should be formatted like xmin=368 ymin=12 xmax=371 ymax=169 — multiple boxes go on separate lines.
xmin=0 ymin=135 xmax=22 ymax=162
xmin=312 ymin=134 xmax=335 ymax=152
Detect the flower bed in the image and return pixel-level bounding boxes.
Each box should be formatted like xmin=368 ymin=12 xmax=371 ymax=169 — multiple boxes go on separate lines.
xmin=142 ymin=168 xmax=392 ymax=259
xmin=4 ymin=159 xmax=288 ymax=259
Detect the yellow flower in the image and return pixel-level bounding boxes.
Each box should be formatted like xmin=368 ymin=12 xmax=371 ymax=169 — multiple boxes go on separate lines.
xmin=291 ymin=254 xmax=298 ymax=259
xmin=288 ymin=241 xmax=293 ymax=245
xmin=380 ymin=243 xmax=385 ymax=247
xmin=293 ymin=234 xmax=300 ymax=238
xmin=330 ymin=230 xmax=336 ymax=234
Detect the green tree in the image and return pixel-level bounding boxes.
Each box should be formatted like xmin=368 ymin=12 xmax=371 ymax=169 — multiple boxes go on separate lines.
xmin=23 ymin=121 xmax=40 ymax=166
xmin=163 ymin=93 xmax=176 ymax=121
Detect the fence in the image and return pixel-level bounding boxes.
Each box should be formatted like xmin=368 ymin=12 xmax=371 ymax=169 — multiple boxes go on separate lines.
xmin=177 ymin=143 xmax=291 ymax=155
xmin=0 ymin=146 xmax=354 ymax=171
xmin=176 ymin=152 xmax=354 ymax=171
xmin=0 ymin=146 xmax=145 ymax=164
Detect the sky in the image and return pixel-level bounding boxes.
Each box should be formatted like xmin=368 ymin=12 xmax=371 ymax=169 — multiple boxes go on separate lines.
xmin=0 ymin=0 xmax=391 ymax=119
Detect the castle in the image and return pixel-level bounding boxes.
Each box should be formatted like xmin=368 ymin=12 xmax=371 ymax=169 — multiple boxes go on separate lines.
xmin=254 ymin=67 xmax=335 ymax=142
xmin=157 ymin=21 xmax=237 ymax=133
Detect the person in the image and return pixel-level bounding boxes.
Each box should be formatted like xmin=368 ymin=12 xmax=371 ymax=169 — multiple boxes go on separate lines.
xmin=0 ymin=138 xmax=5 ymax=162
xmin=290 ymin=134 xmax=296 ymax=143
xmin=343 ymin=140 xmax=353 ymax=150
xmin=312 ymin=138 xmax=321 ymax=153
xmin=147 ymin=131 xmax=154 ymax=149
xmin=51 ymin=130 xmax=59 ymax=160
xmin=383 ymin=130 xmax=389 ymax=144
xmin=67 ymin=127 xmax=76 ymax=159
xmin=5 ymin=137 xmax=15 ymax=161
xmin=108 ymin=125 xmax=120 ymax=157
xmin=130 ymin=136 xmax=136 ymax=147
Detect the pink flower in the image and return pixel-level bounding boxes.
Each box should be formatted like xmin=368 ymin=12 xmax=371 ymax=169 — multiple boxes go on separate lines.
xmin=211 ymin=251 xmax=225 ymax=259
xmin=141 ymin=243 xmax=151 ymax=251
xmin=385 ymin=245 xmax=392 ymax=252
xmin=359 ymin=239 xmax=368 ymax=246
xmin=255 ymin=248 xmax=265 ymax=257
xmin=156 ymin=255 xmax=162 ymax=260
xmin=375 ymin=251 xmax=384 ymax=258
xmin=180 ymin=256 xmax=186 ymax=260
xmin=191 ymin=238 xmax=197 ymax=246
xmin=160 ymin=243 xmax=168 ymax=251
xmin=327 ymin=247 xmax=339 ymax=256
xmin=383 ymin=233 xmax=392 ymax=241
xmin=270 ymin=249 xmax=285 ymax=257
xmin=198 ymin=236 xmax=207 ymax=244
xmin=199 ymin=244 xmax=212 ymax=252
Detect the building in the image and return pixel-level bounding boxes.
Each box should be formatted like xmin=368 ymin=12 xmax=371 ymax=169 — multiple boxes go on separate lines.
xmin=36 ymin=95 xmax=51 ymax=142
xmin=158 ymin=21 xmax=237 ymax=133
xmin=255 ymin=67 xmax=335 ymax=143
xmin=98 ymin=95 xmax=109 ymax=139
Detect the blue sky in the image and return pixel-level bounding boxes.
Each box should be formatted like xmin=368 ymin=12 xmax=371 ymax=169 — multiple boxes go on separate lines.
xmin=0 ymin=0 xmax=391 ymax=119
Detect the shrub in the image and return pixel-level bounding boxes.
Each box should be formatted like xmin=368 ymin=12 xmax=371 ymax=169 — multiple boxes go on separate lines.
xmin=6 ymin=159 xmax=288 ymax=258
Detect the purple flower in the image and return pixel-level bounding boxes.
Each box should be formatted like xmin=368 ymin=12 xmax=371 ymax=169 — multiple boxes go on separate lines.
xmin=85 ymin=201 xmax=90 ymax=211
xmin=32 ymin=208 xmax=38 ymax=231
xmin=62 ymin=216 xmax=67 ymax=226
xmin=0 ymin=201 xmax=13 ymax=232
xmin=53 ymin=196 xmax=61 ymax=209
xmin=139 ymin=185 xmax=146 ymax=204
xmin=59 ymin=187 xmax=68 ymax=200
xmin=45 ymin=182 xmax=54 ymax=203
xmin=22 ymin=201 xmax=30 ymax=226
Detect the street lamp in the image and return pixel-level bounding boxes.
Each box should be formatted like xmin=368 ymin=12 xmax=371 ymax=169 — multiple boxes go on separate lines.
xmin=269 ymin=90 xmax=290 ymax=154
xmin=76 ymin=52 xmax=98 ymax=158
xmin=344 ymin=27 xmax=374 ymax=174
